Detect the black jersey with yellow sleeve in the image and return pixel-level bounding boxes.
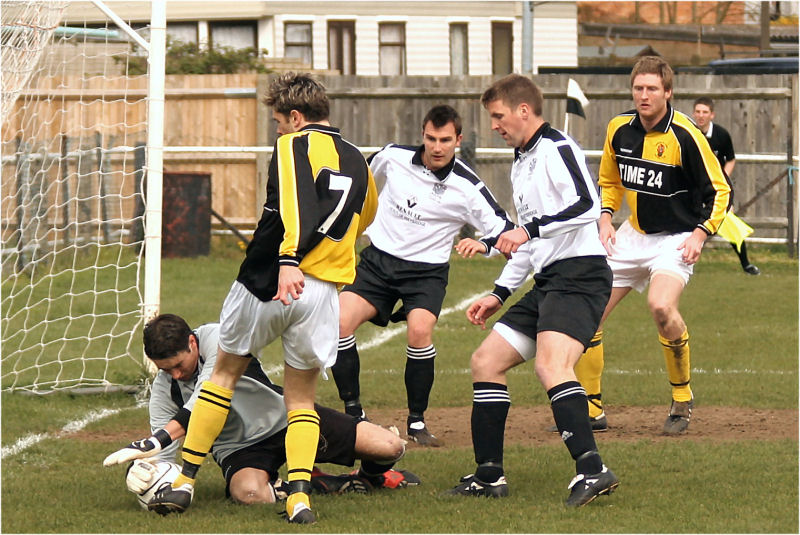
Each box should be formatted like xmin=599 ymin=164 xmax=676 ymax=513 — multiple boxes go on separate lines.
xmin=598 ymin=104 xmax=731 ymax=235
xmin=236 ymin=124 xmax=378 ymax=301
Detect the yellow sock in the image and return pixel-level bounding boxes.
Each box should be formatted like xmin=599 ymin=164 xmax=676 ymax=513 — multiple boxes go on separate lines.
xmin=285 ymin=409 xmax=320 ymax=514
xmin=659 ymin=330 xmax=693 ymax=402
xmin=175 ymin=381 xmax=232 ymax=487
xmin=574 ymin=330 xmax=604 ymax=419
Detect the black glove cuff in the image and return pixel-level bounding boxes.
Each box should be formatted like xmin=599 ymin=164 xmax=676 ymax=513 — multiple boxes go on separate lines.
xmin=153 ymin=428 xmax=172 ymax=448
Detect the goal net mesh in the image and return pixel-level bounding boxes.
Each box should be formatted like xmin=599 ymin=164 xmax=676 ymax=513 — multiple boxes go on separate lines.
xmin=2 ymin=1 xmax=151 ymax=393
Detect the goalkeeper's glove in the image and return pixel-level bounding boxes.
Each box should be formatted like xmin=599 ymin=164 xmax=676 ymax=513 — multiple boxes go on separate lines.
xmin=126 ymin=459 xmax=159 ymax=494
xmin=103 ymin=429 xmax=172 ymax=466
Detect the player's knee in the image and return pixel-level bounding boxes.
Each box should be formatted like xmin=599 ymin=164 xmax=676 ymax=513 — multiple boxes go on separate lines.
xmin=229 ymin=483 xmax=275 ymax=505
xmin=470 ymin=347 xmax=497 ymax=380
xmin=648 ymin=300 xmax=676 ymax=328
xmin=385 ymin=438 xmax=406 ymax=462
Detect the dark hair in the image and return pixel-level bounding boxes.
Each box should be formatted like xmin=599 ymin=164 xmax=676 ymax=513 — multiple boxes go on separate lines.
xmin=630 ymin=55 xmax=674 ymax=93
xmin=263 ymin=72 xmax=329 ymax=122
xmin=142 ymin=314 xmax=193 ymax=361
xmin=693 ymin=96 xmax=714 ymax=111
xmin=422 ymin=104 xmax=462 ymax=135
xmin=480 ymin=74 xmax=543 ymax=116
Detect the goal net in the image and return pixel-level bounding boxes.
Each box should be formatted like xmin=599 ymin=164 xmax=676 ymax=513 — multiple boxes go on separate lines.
xmin=1 ymin=1 xmax=160 ymax=393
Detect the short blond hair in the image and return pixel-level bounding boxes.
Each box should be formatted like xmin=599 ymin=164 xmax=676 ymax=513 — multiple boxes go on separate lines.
xmin=630 ymin=56 xmax=674 ymax=93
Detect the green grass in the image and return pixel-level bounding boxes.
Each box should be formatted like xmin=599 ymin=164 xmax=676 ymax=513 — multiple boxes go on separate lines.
xmin=1 ymin=240 xmax=797 ymax=532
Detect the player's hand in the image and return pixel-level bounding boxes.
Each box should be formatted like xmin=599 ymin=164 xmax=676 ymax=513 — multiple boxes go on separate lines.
xmin=495 ymin=227 xmax=529 ymax=255
xmin=126 ymin=459 xmax=159 ymax=494
xmin=466 ymin=296 xmax=503 ymax=329
xmin=273 ymin=265 xmax=304 ymax=305
xmin=454 ymin=238 xmax=488 ymax=258
xmin=678 ymin=228 xmax=707 ymax=265
xmin=103 ymin=429 xmax=172 ymax=466
xmin=598 ymin=216 xmax=616 ymax=255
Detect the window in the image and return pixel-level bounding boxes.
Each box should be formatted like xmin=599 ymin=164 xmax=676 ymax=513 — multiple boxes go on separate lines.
xmin=284 ymin=22 xmax=313 ymax=67
xmin=449 ymin=23 xmax=469 ymax=75
xmin=328 ymin=21 xmax=355 ymax=75
xmin=167 ymin=22 xmax=197 ymax=45
xmin=379 ymin=23 xmax=406 ymax=75
xmin=491 ymin=22 xmax=513 ymax=75
xmin=209 ymin=20 xmax=256 ymax=50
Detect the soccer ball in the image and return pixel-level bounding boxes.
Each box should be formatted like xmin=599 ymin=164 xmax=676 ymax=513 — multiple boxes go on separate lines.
xmin=135 ymin=461 xmax=180 ymax=510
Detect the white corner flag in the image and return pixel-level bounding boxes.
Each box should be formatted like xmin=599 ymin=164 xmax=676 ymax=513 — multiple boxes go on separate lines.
xmin=564 ymin=78 xmax=589 ymax=132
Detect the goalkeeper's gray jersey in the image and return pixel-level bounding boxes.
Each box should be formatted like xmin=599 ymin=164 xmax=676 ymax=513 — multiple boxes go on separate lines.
xmin=148 ymin=323 xmax=288 ymax=465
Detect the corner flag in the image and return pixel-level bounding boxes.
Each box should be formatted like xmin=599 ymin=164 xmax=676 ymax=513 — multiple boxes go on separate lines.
xmin=566 ymin=78 xmax=589 ymax=118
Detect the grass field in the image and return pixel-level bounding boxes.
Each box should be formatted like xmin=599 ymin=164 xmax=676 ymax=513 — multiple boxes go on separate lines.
xmin=1 ymin=239 xmax=798 ymax=533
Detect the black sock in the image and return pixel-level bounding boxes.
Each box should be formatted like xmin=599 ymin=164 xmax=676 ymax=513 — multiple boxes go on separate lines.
xmin=732 ymin=241 xmax=751 ymax=269
xmin=405 ymin=345 xmax=435 ymax=416
xmin=332 ymin=336 xmax=361 ymax=411
xmin=471 ymin=381 xmax=510 ymax=482
xmin=358 ymin=459 xmax=393 ymax=487
xmin=548 ymin=381 xmax=602 ymax=475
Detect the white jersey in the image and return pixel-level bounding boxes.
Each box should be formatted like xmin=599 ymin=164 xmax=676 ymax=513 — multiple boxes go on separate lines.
xmin=494 ymin=123 xmax=606 ymax=297
xmin=365 ymin=144 xmax=512 ymax=264
xmin=148 ymin=323 xmax=287 ymax=465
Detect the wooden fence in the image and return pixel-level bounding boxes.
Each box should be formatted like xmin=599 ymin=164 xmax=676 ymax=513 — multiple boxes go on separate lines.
xmin=3 ymin=72 xmax=797 ymax=250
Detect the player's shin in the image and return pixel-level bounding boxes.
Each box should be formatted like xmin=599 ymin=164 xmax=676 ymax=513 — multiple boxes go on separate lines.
xmin=405 ymin=344 xmax=436 ymax=422
xmin=659 ymin=330 xmax=692 ymax=402
xmin=548 ymin=381 xmax=603 ymax=475
xmin=285 ymin=409 xmax=320 ymax=515
xmin=332 ymin=335 xmax=363 ymax=417
xmin=471 ymin=382 xmax=510 ymax=482
xmin=176 ymin=381 xmax=233 ymax=487
xmin=574 ymin=331 xmax=604 ymax=419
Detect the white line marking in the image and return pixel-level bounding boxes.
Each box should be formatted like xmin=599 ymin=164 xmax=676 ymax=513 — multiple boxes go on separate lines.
xmin=2 ymin=402 xmax=146 ymax=460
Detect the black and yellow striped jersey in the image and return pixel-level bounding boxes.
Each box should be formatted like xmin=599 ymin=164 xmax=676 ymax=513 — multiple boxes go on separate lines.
xmin=236 ymin=124 xmax=378 ymax=301
xmin=598 ymin=104 xmax=731 ymax=235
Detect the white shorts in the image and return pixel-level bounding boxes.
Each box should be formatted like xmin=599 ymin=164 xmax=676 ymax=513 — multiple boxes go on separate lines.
xmin=493 ymin=322 xmax=537 ymax=362
xmin=606 ymin=220 xmax=693 ymax=293
xmin=218 ymin=278 xmax=339 ymax=372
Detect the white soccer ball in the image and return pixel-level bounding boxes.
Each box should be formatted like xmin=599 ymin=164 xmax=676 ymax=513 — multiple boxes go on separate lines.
xmin=134 ymin=461 xmax=181 ymax=510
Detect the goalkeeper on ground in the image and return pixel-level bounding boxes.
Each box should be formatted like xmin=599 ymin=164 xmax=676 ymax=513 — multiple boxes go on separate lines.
xmin=103 ymin=314 xmax=419 ymax=510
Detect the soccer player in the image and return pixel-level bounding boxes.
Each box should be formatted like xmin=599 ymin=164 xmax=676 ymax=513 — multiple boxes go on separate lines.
xmin=143 ymin=73 xmax=378 ymax=524
xmin=574 ymin=57 xmax=731 ymax=435
xmin=448 ymin=74 xmax=618 ymax=506
xmin=331 ymin=104 xmax=513 ymax=446
xmin=103 ymin=314 xmax=419 ymax=509
xmin=692 ymin=96 xmax=760 ymax=275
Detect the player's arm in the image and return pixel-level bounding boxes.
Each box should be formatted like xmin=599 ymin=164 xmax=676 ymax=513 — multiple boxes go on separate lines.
xmin=272 ymin=134 xmax=314 ymax=304
xmin=597 ymin=120 xmax=626 ymax=217
xmin=520 ymin=143 xmax=600 ymax=242
xmin=682 ymin=128 xmax=731 ymax=235
xmin=463 ymin=178 xmax=515 ymax=255
xmin=466 ymin=248 xmax=531 ymax=329
xmin=723 ymin=159 xmax=735 ymax=178
xmin=357 ymin=166 xmax=379 ymax=236
xmin=103 ymin=375 xmax=187 ymax=466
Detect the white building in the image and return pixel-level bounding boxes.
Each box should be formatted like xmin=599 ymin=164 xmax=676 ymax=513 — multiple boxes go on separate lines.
xmin=62 ymin=1 xmax=578 ymax=75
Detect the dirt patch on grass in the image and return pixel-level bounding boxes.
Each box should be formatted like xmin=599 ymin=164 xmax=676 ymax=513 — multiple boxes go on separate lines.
xmin=367 ymin=405 xmax=798 ymax=450
xmin=75 ymin=405 xmax=797 ymax=448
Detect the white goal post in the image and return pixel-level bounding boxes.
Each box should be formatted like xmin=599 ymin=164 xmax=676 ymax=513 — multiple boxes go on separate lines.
xmin=1 ymin=0 xmax=165 ymax=393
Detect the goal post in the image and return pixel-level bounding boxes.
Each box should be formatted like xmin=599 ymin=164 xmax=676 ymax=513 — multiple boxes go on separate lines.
xmin=1 ymin=0 xmax=164 ymax=393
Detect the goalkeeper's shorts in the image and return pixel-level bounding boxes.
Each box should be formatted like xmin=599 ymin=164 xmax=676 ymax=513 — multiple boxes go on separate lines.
xmin=218 ymin=405 xmax=358 ymax=498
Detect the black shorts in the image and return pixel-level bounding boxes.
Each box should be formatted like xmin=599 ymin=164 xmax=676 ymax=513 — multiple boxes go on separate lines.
xmin=217 ymin=405 xmax=358 ymax=497
xmin=342 ymin=245 xmax=450 ymax=327
xmin=497 ymin=256 xmax=612 ymax=349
